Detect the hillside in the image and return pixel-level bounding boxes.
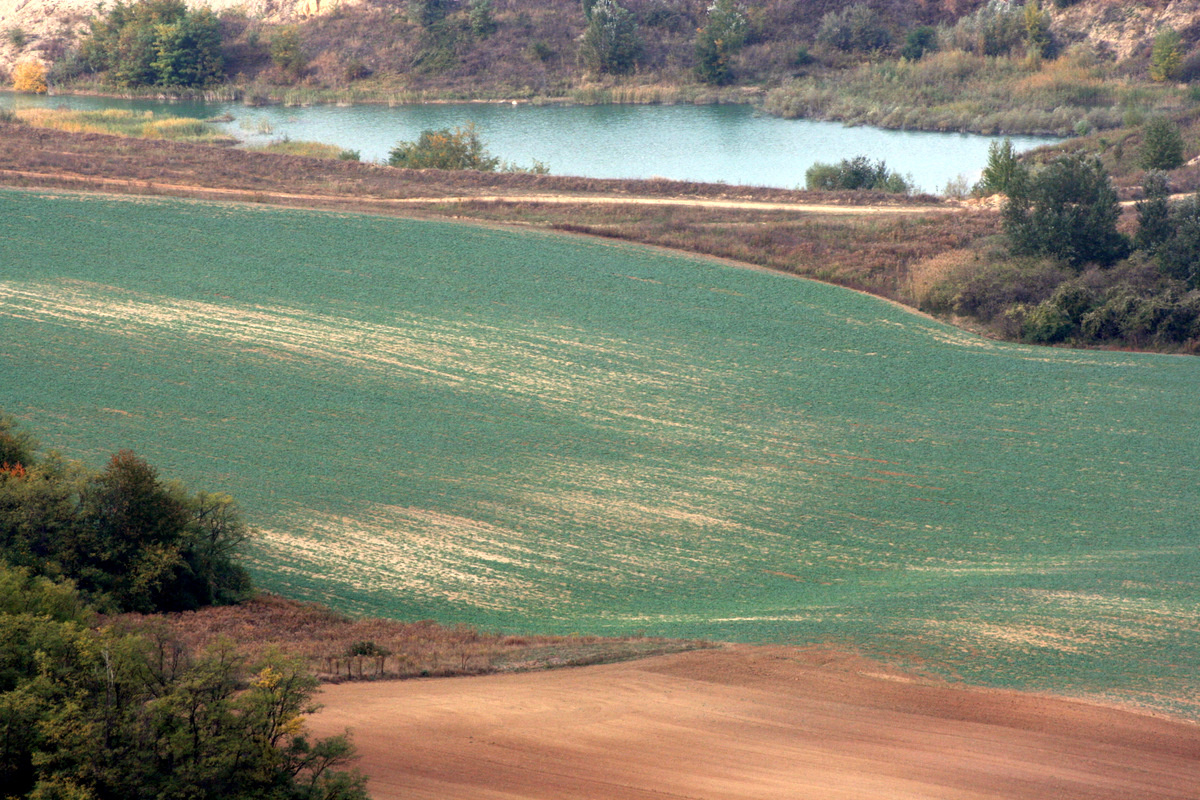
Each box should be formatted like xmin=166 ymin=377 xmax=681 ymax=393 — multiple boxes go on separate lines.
xmin=4 ymin=0 xmax=1200 ymax=116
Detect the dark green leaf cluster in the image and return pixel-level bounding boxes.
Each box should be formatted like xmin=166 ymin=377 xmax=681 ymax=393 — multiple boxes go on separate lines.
xmin=805 ymin=155 xmax=912 ymax=194
xmin=900 ymin=26 xmax=938 ymax=61
xmin=1138 ymin=116 xmax=1185 ymax=172
xmin=81 ymin=0 xmax=224 ymax=88
xmin=0 ymin=415 xmax=252 ymax=613
xmin=0 ymin=564 xmax=368 ymax=800
xmin=387 ymin=122 xmax=500 ymax=170
xmin=1002 ymin=153 xmax=1129 ymax=269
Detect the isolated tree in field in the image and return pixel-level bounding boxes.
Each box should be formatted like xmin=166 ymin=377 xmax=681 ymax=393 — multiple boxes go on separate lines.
xmin=1003 ymin=153 xmax=1129 ymax=268
xmin=1149 ymin=27 xmax=1183 ymax=82
xmin=388 ymin=123 xmax=501 ymax=170
xmin=11 ymin=60 xmax=47 ymax=93
xmin=579 ymin=0 xmax=640 ymax=74
xmin=1139 ymin=116 xmax=1185 ymax=171
xmin=695 ymin=0 xmax=748 ymax=85
xmin=976 ymin=137 xmax=1026 ymax=196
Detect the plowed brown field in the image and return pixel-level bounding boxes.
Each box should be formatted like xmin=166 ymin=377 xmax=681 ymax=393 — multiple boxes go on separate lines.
xmin=309 ymin=646 xmax=1200 ymax=800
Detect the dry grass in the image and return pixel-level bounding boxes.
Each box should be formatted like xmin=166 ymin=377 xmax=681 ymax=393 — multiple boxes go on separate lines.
xmin=112 ymin=594 xmax=709 ymax=682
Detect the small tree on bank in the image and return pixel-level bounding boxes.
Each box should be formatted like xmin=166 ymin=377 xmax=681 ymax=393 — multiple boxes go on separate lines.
xmin=695 ymin=0 xmax=748 ymax=85
xmin=11 ymin=59 xmax=47 ymax=93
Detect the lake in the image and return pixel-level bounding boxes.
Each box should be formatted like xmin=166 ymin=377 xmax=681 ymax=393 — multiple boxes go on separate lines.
xmin=1 ymin=92 xmax=1055 ymax=192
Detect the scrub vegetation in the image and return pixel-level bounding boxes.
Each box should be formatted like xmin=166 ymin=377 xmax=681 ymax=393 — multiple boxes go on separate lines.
xmin=2 ymin=0 xmax=1192 ymax=136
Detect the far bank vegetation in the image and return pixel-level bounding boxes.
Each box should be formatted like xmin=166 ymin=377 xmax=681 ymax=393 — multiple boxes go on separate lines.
xmin=4 ymin=0 xmax=1199 ymax=135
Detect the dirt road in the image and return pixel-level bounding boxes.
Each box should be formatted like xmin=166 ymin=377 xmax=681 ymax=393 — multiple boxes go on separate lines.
xmin=309 ymin=645 xmax=1200 ymax=800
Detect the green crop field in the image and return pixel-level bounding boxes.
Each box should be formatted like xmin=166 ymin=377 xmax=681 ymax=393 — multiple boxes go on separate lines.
xmin=2 ymin=189 xmax=1198 ymax=715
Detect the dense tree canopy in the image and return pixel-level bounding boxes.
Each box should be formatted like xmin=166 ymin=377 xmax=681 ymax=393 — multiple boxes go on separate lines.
xmin=81 ymin=0 xmax=223 ymax=88
xmin=0 ymin=416 xmax=251 ymax=613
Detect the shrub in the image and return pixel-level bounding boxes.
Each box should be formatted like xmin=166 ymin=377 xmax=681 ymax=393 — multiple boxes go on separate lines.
xmin=11 ymin=59 xmax=46 ymax=93
xmin=805 ymin=155 xmax=911 ymax=194
xmin=1002 ymin=153 xmax=1129 ymax=268
xmin=5 ymin=26 xmax=26 ymax=49
xmin=1138 ymin=116 xmax=1185 ymax=171
xmin=388 ymin=122 xmax=501 ymax=170
xmin=1154 ymin=194 xmax=1200 ymax=287
xmin=816 ymin=4 xmax=891 ymax=53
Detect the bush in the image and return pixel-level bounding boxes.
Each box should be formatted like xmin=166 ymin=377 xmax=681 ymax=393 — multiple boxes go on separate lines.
xmin=805 ymin=155 xmax=911 ymax=194
xmin=1002 ymin=153 xmax=1129 ymax=268
xmin=388 ymin=122 xmax=500 ymax=170
xmin=1154 ymin=194 xmax=1200 ymax=287
xmin=11 ymin=59 xmax=46 ymax=93
xmin=1139 ymin=116 xmax=1185 ymax=171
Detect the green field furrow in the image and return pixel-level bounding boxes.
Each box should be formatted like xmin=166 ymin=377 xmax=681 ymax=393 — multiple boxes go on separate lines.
xmin=2 ymin=189 xmax=1198 ymax=714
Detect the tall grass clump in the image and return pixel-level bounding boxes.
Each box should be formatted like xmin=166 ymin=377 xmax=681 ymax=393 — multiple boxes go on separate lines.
xmin=14 ymin=108 xmax=230 ymax=142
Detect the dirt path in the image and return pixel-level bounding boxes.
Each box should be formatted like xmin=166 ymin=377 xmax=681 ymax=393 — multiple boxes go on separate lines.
xmin=0 ymin=168 xmax=951 ymax=215
xmin=309 ymin=645 xmax=1200 ymax=800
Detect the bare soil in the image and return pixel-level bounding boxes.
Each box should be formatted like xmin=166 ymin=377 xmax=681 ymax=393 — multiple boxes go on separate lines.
xmin=310 ymin=645 xmax=1200 ymax=800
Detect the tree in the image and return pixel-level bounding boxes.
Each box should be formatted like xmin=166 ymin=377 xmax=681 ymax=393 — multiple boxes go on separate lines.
xmin=1139 ymin=116 xmax=1185 ymax=171
xmin=1149 ymin=27 xmax=1183 ymax=82
xmin=469 ymin=0 xmax=497 ymax=38
xmin=1002 ymin=153 xmax=1129 ymax=268
xmin=1153 ymin=194 xmax=1200 ymax=288
xmin=270 ymin=26 xmax=306 ymax=80
xmin=900 ymin=26 xmax=938 ymax=61
xmin=11 ymin=60 xmax=46 ymax=93
xmin=695 ymin=0 xmax=747 ymax=85
xmin=388 ymin=123 xmax=501 ymax=170
xmin=579 ymin=0 xmax=640 ymax=75
xmin=976 ymin=137 xmax=1026 ymax=196
xmin=816 ymin=4 xmax=891 ymax=53
xmin=1023 ymin=0 xmax=1051 ymax=60
xmin=1135 ymin=170 xmax=1173 ymax=253
xmin=80 ymin=0 xmax=223 ymax=88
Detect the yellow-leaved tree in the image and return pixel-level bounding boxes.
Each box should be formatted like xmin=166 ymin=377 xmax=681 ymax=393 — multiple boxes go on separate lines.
xmin=12 ymin=59 xmax=47 ymax=93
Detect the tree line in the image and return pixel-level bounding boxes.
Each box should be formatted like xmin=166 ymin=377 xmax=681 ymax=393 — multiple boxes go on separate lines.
xmin=0 ymin=413 xmax=369 ymax=800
